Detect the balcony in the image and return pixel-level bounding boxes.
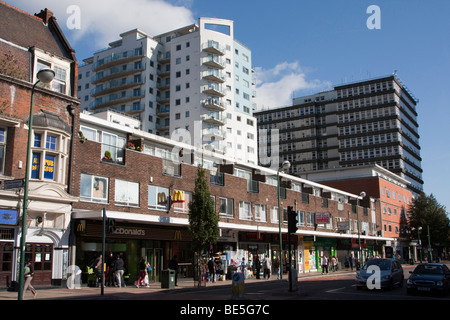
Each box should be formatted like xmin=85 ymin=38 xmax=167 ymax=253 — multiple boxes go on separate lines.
xmin=92 ymin=66 xmax=145 ymax=84
xmin=156 ymin=106 xmax=170 ymax=117
xmin=202 ymin=70 xmax=225 ymax=83
xmin=93 ymin=49 xmax=144 ymax=72
xmin=202 ymin=97 xmax=226 ymax=112
xmin=202 ymin=112 xmax=226 ymax=126
xmin=202 ymin=41 xmax=225 ymax=56
xmin=91 ymin=78 xmax=145 ymax=97
xmin=202 ymin=84 xmax=226 ymax=97
xmin=202 ymin=56 xmax=225 ymax=69
xmin=90 ymin=91 xmax=145 ymax=110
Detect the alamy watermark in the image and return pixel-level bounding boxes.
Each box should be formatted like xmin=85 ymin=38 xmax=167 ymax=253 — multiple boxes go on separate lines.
xmin=366 ymin=5 xmax=381 ymax=30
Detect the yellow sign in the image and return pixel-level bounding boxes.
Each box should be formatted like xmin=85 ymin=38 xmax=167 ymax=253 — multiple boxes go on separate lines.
xmin=174 ymin=230 xmax=182 ymax=240
xmin=157 ymin=192 xmax=167 ymax=205
xmin=172 ymin=190 xmax=184 ymax=203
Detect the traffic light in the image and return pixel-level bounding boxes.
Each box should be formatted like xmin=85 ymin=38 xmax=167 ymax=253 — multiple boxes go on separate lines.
xmin=287 ymin=206 xmax=298 ymax=234
xmin=107 ymin=218 xmax=116 ymax=233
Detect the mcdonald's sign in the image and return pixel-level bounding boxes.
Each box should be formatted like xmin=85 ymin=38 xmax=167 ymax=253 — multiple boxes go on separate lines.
xmin=172 ymin=190 xmax=185 ymax=203
xmin=174 ymin=230 xmax=182 ymax=240
xmin=157 ymin=192 xmax=167 ymax=205
xmin=75 ymin=220 xmax=86 ymax=234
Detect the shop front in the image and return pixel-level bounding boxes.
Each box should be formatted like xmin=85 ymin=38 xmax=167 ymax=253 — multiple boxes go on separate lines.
xmin=73 ymin=220 xmax=192 ymax=285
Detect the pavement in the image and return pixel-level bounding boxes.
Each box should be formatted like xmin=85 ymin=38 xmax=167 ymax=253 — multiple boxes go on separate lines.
xmin=0 ymin=262 xmax=433 ymax=301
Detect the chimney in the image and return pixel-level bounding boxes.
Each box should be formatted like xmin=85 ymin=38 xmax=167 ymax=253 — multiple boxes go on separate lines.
xmin=35 ymin=8 xmax=54 ymax=25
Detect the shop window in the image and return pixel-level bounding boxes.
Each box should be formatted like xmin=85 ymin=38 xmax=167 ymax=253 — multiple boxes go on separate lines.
xmin=148 ymin=185 xmax=169 ymax=210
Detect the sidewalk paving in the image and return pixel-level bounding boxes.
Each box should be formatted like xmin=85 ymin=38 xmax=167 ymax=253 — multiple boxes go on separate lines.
xmin=0 ymin=262 xmax=425 ymax=300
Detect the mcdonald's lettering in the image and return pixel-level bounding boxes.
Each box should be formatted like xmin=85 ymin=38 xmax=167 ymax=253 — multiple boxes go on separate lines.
xmin=174 ymin=230 xmax=182 ymax=240
xmin=172 ymin=190 xmax=184 ymax=203
xmin=157 ymin=192 xmax=167 ymax=205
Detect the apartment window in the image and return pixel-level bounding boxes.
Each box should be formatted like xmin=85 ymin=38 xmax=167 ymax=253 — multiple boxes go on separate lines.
xmin=148 ymin=185 xmax=169 ymax=210
xmin=254 ymin=204 xmax=266 ymax=222
xmin=270 ymin=206 xmax=279 ymax=223
xmin=239 ymin=201 xmax=252 ymax=220
xmin=115 ymin=179 xmax=139 ymax=206
xmin=101 ymin=132 xmax=125 ymax=164
xmin=219 ymin=198 xmax=234 ymax=217
xmin=80 ymin=174 xmax=108 ymax=203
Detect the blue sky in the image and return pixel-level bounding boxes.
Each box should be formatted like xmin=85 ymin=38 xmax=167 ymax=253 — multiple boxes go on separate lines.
xmin=9 ymin=0 xmax=450 ymax=213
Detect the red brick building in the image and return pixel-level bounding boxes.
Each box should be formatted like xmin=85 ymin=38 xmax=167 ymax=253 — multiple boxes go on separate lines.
xmin=72 ymin=110 xmax=392 ymax=283
xmin=0 ymin=2 xmax=79 ymax=289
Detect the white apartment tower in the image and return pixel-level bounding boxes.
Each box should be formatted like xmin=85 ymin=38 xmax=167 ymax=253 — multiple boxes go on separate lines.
xmin=78 ymin=18 xmax=258 ymax=164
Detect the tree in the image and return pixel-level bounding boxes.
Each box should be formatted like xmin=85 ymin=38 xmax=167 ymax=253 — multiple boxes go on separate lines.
xmin=408 ymin=193 xmax=450 ymax=258
xmin=188 ymin=165 xmax=219 ymax=285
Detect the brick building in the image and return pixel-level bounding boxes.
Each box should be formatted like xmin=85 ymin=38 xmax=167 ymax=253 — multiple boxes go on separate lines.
xmin=72 ymin=110 xmax=393 ymax=283
xmin=0 ymin=2 xmax=79 ymax=289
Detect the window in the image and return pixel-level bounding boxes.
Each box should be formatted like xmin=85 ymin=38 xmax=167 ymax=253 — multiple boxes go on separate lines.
xmin=239 ymin=201 xmax=252 ymax=220
xmin=31 ymin=130 xmax=68 ymax=182
xmin=219 ymin=198 xmax=234 ymax=217
xmin=115 ymin=179 xmax=139 ymax=206
xmin=270 ymin=206 xmax=279 ymax=223
xmin=80 ymin=174 xmax=108 ymax=203
xmin=148 ymin=185 xmax=169 ymax=210
xmin=173 ymin=190 xmax=191 ymax=213
xmin=254 ymin=204 xmax=266 ymax=222
xmin=102 ymin=132 xmax=125 ymax=164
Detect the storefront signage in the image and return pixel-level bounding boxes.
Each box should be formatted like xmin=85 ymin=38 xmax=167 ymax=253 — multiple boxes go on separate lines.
xmin=315 ymin=212 xmax=330 ymax=224
xmin=113 ymin=227 xmax=146 ymax=236
xmin=337 ymin=221 xmax=350 ymax=231
xmin=0 ymin=209 xmax=18 ymax=225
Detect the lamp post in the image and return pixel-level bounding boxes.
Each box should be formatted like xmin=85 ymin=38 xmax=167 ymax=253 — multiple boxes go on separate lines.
xmin=277 ymin=160 xmax=290 ymax=280
xmin=356 ymin=191 xmax=366 ymax=267
xmin=18 ymin=69 xmax=55 ymax=300
xmin=412 ymin=226 xmax=422 ymax=263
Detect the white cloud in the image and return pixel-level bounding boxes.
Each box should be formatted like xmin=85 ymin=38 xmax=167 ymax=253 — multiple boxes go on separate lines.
xmin=254 ymin=62 xmax=332 ymax=111
xmin=10 ymin=0 xmax=196 ymax=47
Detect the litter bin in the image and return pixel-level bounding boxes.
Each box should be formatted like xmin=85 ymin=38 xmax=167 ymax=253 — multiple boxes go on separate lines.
xmin=161 ymin=269 xmax=175 ymax=289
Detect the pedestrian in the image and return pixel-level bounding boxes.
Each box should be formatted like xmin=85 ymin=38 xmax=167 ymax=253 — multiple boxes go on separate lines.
xmin=263 ymin=256 xmax=271 ymax=279
xmin=136 ymin=256 xmax=146 ymax=287
xmin=349 ymin=254 xmax=355 ymax=271
xmin=106 ymin=252 xmax=115 ymax=286
xmin=23 ymin=260 xmax=36 ymax=297
xmin=169 ymin=255 xmax=179 ymax=286
xmin=273 ymin=258 xmax=280 ymax=279
xmin=331 ymin=256 xmax=337 ymax=272
xmin=254 ymin=256 xmax=261 ymax=279
xmin=208 ymin=258 xmax=216 ymax=282
xmin=92 ymin=253 xmax=103 ymax=287
xmin=321 ymin=255 xmax=328 ymax=274
xmin=114 ymin=254 xmax=125 ymax=287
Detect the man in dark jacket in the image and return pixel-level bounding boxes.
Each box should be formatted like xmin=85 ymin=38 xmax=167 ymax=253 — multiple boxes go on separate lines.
xmin=114 ymin=254 xmax=125 ymax=287
xmin=169 ymin=255 xmax=179 ymax=286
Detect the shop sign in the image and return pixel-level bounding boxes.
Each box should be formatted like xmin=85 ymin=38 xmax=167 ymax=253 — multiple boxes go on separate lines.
xmin=337 ymin=221 xmax=350 ymax=231
xmin=113 ymin=227 xmax=146 ymax=236
xmin=0 ymin=209 xmax=18 ymax=225
xmin=315 ymin=212 xmax=330 ymax=224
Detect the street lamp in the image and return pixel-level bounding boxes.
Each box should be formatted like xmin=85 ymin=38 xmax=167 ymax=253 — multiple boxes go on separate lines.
xmin=277 ymin=160 xmax=290 ymax=280
xmin=356 ymin=191 xmax=366 ymax=266
xmin=18 ymin=69 xmax=55 ymax=300
xmin=411 ymin=226 xmax=422 ymax=263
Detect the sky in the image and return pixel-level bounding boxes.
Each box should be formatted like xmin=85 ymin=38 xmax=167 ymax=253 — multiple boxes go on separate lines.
xmin=8 ymin=0 xmax=450 ymax=213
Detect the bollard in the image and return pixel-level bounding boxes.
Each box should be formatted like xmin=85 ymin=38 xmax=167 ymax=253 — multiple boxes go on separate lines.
xmin=231 ymin=272 xmax=245 ymax=299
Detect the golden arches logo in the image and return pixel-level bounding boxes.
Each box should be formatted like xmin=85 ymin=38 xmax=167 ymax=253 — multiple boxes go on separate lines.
xmin=174 ymin=230 xmax=182 ymax=240
xmin=76 ymin=221 xmax=85 ymax=234
xmin=172 ymin=190 xmax=184 ymax=203
xmin=157 ymin=192 xmax=167 ymax=205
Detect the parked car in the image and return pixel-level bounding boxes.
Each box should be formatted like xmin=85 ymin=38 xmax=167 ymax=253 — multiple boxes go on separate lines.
xmin=407 ymin=263 xmax=450 ymax=296
xmin=356 ymin=258 xmax=404 ymax=290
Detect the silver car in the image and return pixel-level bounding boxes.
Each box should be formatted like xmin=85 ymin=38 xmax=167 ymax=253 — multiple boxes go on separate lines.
xmin=356 ymin=259 xmax=404 ymax=290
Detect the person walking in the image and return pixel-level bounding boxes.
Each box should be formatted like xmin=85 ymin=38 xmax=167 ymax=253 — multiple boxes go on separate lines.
xmin=263 ymin=256 xmax=271 ymax=279
xmin=114 ymin=254 xmax=125 ymax=287
xmin=321 ymin=255 xmax=328 ymax=274
xmin=349 ymin=254 xmax=355 ymax=271
xmin=136 ymin=257 xmax=147 ymax=287
xmin=23 ymin=261 xmax=36 ymax=297
xmin=331 ymin=256 xmax=337 ymax=272
xmin=254 ymin=256 xmax=261 ymax=279
xmin=207 ymin=258 xmax=216 ymax=282
xmin=92 ymin=254 xmax=103 ymax=287
xmin=273 ymin=258 xmax=280 ymax=279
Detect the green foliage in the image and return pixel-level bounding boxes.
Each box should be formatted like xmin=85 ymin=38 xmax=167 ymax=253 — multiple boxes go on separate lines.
xmin=188 ymin=165 xmax=219 ymax=253
xmin=408 ymin=193 xmax=450 ymax=248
